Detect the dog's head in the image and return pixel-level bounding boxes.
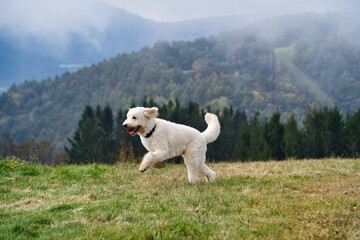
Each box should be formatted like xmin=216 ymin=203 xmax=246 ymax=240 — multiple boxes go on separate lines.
xmin=122 ymin=107 xmax=159 ymax=136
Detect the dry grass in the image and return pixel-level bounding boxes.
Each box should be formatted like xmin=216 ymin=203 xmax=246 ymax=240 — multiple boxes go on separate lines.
xmin=0 ymin=158 xmax=359 ymax=239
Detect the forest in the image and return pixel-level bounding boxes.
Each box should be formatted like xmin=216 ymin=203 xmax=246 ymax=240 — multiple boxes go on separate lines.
xmin=0 ymin=13 xmax=359 ymax=151
xmin=1 ymin=98 xmax=359 ymax=164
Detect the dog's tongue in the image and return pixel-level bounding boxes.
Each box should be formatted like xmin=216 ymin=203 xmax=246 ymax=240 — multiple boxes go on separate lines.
xmin=127 ymin=128 xmax=136 ymax=135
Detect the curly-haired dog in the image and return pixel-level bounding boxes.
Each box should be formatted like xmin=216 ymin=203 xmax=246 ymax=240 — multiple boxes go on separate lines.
xmin=123 ymin=107 xmax=220 ymax=184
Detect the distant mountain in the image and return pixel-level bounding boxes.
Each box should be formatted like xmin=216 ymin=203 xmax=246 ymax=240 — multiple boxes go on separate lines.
xmin=0 ymin=0 xmax=257 ymax=90
xmin=0 ymin=13 xmax=359 ymax=149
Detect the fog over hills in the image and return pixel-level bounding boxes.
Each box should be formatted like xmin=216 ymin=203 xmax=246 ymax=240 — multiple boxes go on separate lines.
xmin=0 ymin=0 xmax=261 ymax=91
xmin=2 ymin=0 xmax=358 ymax=91
xmin=1 ymin=12 xmax=359 ymax=149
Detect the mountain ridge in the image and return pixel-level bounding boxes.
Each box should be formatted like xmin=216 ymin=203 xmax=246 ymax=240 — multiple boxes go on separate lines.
xmin=0 ymin=1 xmax=256 ymax=90
xmin=0 ymin=12 xmax=359 ymax=150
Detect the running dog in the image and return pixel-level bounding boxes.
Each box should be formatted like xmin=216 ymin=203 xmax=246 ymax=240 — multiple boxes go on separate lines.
xmin=123 ymin=107 xmax=220 ymax=184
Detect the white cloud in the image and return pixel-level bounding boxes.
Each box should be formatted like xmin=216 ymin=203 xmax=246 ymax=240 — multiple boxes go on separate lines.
xmin=0 ymin=0 xmax=117 ymax=44
xmin=0 ymin=0 xmax=358 ymax=42
xmin=101 ymin=0 xmax=359 ymax=22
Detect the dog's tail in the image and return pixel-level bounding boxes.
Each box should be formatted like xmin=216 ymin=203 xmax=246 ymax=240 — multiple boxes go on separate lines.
xmin=202 ymin=113 xmax=221 ymax=144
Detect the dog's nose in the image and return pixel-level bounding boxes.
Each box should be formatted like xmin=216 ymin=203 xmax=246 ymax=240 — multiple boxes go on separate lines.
xmin=123 ymin=124 xmax=128 ymax=129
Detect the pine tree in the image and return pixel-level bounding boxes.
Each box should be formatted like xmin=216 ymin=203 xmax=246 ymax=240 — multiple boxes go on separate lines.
xmin=284 ymin=113 xmax=303 ymax=159
xmin=186 ymin=101 xmax=203 ymax=130
xmin=65 ymin=105 xmax=118 ymax=164
xmin=115 ymin=109 xmax=125 ymax=140
xmin=215 ymin=107 xmax=234 ymax=160
xmin=99 ymin=103 xmax=117 ymax=163
xmin=248 ymin=112 xmax=267 ymax=161
xmin=264 ymin=110 xmax=285 ymax=160
xmin=65 ymin=105 xmax=101 ymax=164
xmin=232 ymin=122 xmax=250 ymax=161
xmin=302 ymin=107 xmax=326 ymax=158
xmin=343 ymin=109 xmax=360 ymax=158
xmin=323 ymin=106 xmax=344 ymax=157
xmin=169 ymin=98 xmax=185 ymax=124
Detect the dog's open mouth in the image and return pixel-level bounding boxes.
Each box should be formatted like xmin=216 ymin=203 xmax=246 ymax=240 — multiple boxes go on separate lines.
xmin=127 ymin=126 xmax=140 ymax=136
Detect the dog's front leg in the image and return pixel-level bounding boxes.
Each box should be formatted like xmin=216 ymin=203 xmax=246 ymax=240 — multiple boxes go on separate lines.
xmin=139 ymin=150 xmax=167 ymax=172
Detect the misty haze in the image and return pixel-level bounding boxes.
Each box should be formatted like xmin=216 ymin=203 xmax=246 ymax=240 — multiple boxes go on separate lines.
xmin=0 ymin=0 xmax=359 ymax=141
xmin=1 ymin=1 xmax=360 ymax=239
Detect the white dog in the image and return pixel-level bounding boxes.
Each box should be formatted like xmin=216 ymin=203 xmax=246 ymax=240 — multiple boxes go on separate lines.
xmin=123 ymin=107 xmax=220 ymax=184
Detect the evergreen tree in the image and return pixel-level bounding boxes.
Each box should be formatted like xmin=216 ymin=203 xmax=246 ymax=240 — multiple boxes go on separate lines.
xmin=323 ymin=106 xmax=344 ymax=157
xmin=231 ymin=109 xmax=248 ymax=161
xmin=264 ymin=110 xmax=285 ymax=160
xmin=214 ymin=106 xmax=234 ymax=160
xmin=284 ymin=113 xmax=303 ymax=159
xmin=186 ymin=101 xmax=204 ymax=130
xmin=65 ymin=105 xmax=101 ymax=164
xmin=115 ymin=109 xmax=125 ymax=140
xmin=232 ymin=122 xmax=250 ymax=161
xmin=248 ymin=112 xmax=267 ymax=161
xmin=302 ymin=107 xmax=326 ymax=158
xmin=169 ymin=99 xmax=186 ymax=124
xmin=343 ymin=110 xmax=360 ymax=158
xmin=66 ymin=104 xmax=118 ymax=164
xmin=159 ymin=100 xmax=172 ymax=119
xmin=99 ymin=103 xmax=117 ymax=163
xmin=95 ymin=105 xmax=103 ymax=128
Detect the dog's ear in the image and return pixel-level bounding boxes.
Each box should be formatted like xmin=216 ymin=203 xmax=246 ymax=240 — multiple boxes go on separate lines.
xmin=144 ymin=107 xmax=159 ymax=118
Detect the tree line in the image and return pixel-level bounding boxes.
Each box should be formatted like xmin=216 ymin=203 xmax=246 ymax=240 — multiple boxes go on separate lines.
xmin=63 ymin=98 xmax=360 ymax=164
xmin=1 ymin=98 xmax=359 ymax=164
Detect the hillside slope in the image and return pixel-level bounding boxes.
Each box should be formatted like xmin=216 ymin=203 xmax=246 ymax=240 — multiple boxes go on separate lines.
xmin=1 ymin=158 xmax=359 ymax=239
xmin=0 ymin=13 xmax=359 ymax=148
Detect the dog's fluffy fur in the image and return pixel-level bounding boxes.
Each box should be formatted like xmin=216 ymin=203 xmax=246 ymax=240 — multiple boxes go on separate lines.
xmin=123 ymin=107 xmax=220 ymax=184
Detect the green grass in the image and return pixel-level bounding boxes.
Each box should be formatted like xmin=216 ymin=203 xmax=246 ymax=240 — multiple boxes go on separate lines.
xmin=1 ymin=158 xmax=359 ymax=239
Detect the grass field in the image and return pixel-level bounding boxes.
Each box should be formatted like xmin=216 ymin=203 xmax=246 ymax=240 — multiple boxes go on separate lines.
xmin=1 ymin=158 xmax=359 ymax=239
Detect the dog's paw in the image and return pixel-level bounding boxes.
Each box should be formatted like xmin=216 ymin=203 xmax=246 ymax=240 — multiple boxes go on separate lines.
xmin=151 ymin=162 xmax=166 ymax=169
xmin=139 ymin=166 xmax=148 ymax=172
xmin=139 ymin=162 xmax=150 ymax=172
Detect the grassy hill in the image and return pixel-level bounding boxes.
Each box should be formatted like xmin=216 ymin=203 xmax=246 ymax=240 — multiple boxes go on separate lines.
xmin=1 ymin=158 xmax=359 ymax=239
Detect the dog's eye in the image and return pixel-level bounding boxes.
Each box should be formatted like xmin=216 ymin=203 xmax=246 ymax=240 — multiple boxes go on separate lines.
xmin=132 ymin=116 xmax=137 ymax=120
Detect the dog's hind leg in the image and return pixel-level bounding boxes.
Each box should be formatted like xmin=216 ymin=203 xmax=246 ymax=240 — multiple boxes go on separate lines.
xmin=183 ymin=143 xmax=205 ymax=184
xmin=182 ymin=154 xmax=200 ymax=184
xmin=199 ymin=162 xmax=216 ymax=183
xmin=183 ymin=157 xmax=200 ymax=184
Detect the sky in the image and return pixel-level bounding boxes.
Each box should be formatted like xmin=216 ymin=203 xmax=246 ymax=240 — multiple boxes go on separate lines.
xmin=0 ymin=0 xmax=117 ymax=40
xmin=101 ymin=0 xmax=359 ymax=22
xmin=0 ymin=0 xmax=358 ymax=42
